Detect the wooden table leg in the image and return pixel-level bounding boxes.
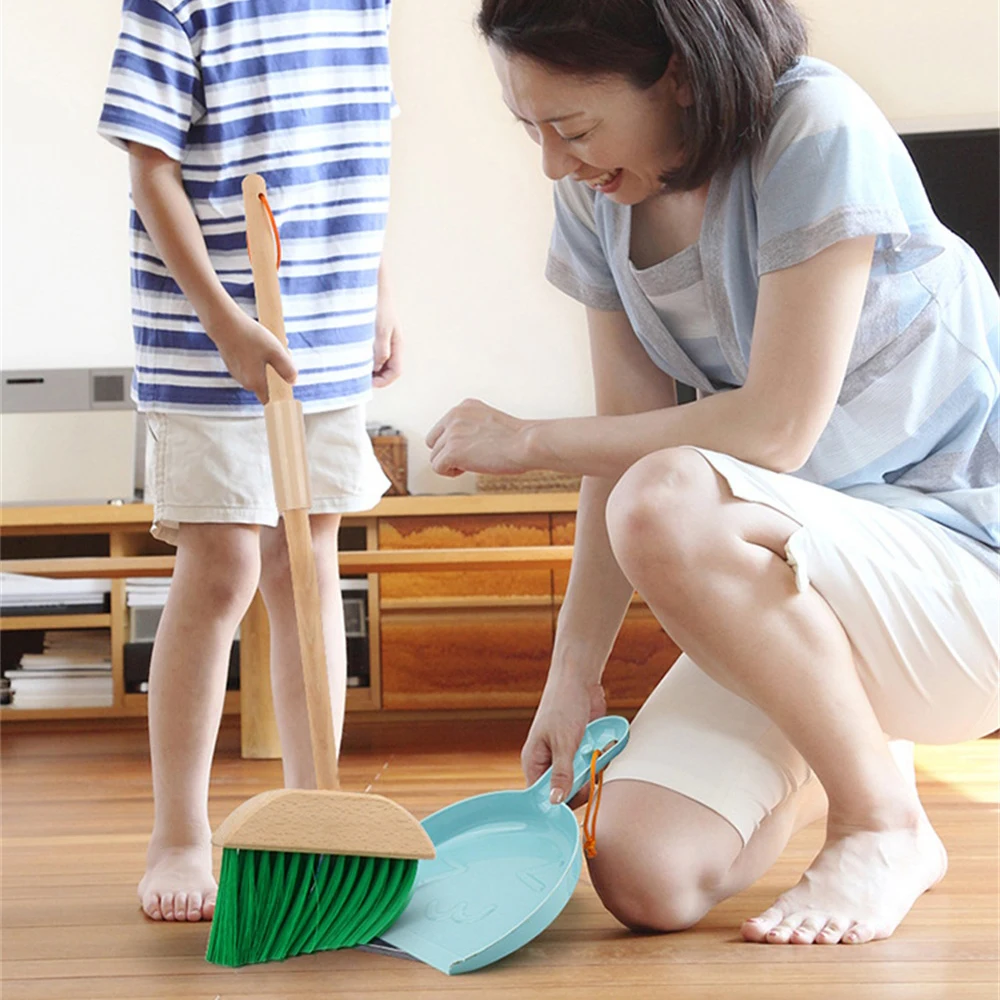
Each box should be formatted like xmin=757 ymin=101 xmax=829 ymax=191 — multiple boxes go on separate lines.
xmin=240 ymin=590 xmax=282 ymax=759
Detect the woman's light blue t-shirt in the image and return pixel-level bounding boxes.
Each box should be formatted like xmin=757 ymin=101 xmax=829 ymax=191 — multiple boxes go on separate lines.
xmin=546 ymin=57 xmax=999 ymax=569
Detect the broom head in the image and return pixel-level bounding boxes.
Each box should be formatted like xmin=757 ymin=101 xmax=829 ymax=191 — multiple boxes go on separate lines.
xmin=206 ymin=789 xmax=434 ymax=967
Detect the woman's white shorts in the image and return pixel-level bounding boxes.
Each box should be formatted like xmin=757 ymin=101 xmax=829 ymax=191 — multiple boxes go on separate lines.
xmin=603 ymin=448 xmax=999 ymax=845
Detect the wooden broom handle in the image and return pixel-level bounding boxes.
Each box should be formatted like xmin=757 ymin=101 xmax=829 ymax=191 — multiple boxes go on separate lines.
xmin=243 ymin=174 xmax=340 ymax=791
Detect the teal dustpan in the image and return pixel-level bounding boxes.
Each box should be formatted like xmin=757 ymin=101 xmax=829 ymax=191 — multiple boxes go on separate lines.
xmin=378 ymin=715 xmax=629 ymax=974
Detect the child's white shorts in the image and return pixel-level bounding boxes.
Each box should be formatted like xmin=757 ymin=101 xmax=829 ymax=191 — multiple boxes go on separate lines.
xmin=604 ymin=447 xmax=1000 ymax=845
xmin=144 ymin=406 xmax=390 ymax=545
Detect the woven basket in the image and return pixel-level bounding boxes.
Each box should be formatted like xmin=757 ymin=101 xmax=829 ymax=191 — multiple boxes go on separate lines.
xmin=369 ymin=430 xmax=408 ymax=496
xmin=474 ymin=470 xmax=581 ymax=494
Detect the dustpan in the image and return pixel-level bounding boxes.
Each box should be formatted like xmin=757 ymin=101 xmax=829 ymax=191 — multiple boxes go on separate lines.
xmin=379 ymin=715 xmax=629 ymax=974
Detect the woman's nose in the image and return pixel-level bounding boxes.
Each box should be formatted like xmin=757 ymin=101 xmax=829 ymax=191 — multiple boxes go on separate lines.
xmin=540 ymin=133 xmax=579 ymax=181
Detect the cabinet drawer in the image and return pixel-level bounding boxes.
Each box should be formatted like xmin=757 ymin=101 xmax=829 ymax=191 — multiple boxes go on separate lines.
xmin=381 ymin=606 xmax=553 ymax=709
xmin=378 ymin=514 xmax=551 ymax=600
xmin=604 ymin=607 xmax=681 ymax=708
xmin=551 ymin=513 xmax=574 ymax=597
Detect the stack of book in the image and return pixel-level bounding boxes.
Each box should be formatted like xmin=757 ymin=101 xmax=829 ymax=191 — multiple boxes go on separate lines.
xmin=125 ymin=577 xmax=171 ymax=611
xmin=0 ymin=573 xmax=110 ymax=616
xmin=5 ymin=630 xmax=113 ymax=709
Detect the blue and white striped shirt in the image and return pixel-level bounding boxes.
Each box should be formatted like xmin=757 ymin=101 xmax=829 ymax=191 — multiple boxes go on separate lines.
xmin=99 ymin=0 xmax=396 ymax=413
xmin=547 ymin=58 xmax=999 ymax=568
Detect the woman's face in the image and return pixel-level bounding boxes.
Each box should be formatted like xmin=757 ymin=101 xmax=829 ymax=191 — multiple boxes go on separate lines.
xmin=490 ymin=46 xmax=690 ymax=205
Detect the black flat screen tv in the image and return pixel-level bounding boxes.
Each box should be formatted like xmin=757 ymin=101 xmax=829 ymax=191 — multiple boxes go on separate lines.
xmin=900 ymin=127 xmax=999 ymax=289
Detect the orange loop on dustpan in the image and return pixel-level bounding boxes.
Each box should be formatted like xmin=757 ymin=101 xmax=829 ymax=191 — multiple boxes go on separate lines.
xmin=246 ymin=191 xmax=282 ymax=269
xmin=582 ymin=749 xmax=604 ymax=859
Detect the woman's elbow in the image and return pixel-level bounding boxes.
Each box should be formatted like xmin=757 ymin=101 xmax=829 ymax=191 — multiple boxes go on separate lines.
xmin=749 ymin=424 xmax=817 ymax=474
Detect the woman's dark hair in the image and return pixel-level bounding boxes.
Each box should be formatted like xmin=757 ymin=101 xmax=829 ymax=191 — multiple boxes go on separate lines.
xmin=478 ymin=0 xmax=808 ymax=189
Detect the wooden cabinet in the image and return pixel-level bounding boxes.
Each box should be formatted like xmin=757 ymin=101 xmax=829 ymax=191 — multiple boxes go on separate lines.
xmin=0 ymin=495 xmax=681 ymax=748
xmin=380 ymin=606 xmax=554 ymax=709
xmin=378 ymin=514 xmax=551 ymax=600
xmin=551 ymin=512 xmax=680 ymax=710
xmin=377 ymin=508 xmax=679 ymax=713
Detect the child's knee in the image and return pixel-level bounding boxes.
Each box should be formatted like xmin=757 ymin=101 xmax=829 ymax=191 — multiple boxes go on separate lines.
xmin=177 ymin=524 xmax=260 ymax=614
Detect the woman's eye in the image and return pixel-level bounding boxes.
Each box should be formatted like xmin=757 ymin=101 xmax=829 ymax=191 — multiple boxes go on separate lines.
xmin=563 ymin=129 xmax=593 ymax=142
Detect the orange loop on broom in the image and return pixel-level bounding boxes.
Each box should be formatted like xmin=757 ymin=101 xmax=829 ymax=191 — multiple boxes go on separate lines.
xmin=582 ymin=749 xmax=604 ymax=859
xmin=246 ymin=190 xmax=282 ymax=269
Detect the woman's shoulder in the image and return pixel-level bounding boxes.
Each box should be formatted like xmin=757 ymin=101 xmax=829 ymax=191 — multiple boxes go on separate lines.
xmin=753 ymin=57 xmax=898 ymax=182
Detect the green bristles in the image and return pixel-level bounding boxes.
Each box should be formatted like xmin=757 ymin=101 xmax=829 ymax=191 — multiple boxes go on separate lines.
xmin=206 ymin=847 xmax=419 ymax=967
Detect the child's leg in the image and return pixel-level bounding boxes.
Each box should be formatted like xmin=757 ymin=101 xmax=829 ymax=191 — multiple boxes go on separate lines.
xmin=258 ymin=514 xmax=346 ymax=787
xmin=139 ymin=523 xmax=261 ymax=922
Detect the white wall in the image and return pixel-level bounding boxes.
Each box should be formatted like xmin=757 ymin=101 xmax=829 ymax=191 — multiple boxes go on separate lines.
xmin=797 ymin=0 xmax=1000 ymax=132
xmin=1 ymin=2 xmax=134 ymax=371
xmin=2 ymin=1 xmax=997 ymax=494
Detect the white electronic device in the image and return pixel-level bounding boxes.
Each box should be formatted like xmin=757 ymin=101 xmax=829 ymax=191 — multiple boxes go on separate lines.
xmin=0 ymin=368 xmax=141 ymax=506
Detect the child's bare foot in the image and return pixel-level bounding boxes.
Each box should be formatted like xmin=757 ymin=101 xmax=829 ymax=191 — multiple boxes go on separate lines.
xmin=741 ymin=808 xmax=947 ymax=945
xmin=138 ymin=841 xmax=216 ymax=921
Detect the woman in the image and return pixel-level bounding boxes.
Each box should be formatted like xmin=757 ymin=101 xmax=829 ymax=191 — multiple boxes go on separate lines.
xmin=427 ymin=0 xmax=999 ymax=946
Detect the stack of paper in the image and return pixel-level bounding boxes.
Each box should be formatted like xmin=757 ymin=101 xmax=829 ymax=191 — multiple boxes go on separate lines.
xmin=6 ymin=630 xmax=113 ymax=709
xmin=126 ymin=578 xmax=172 ymax=609
xmin=0 ymin=573 xmax=110 ymax=616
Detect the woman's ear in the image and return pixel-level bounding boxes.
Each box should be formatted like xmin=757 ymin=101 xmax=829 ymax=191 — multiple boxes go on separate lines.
xmin=664 ymin=53 xmax=694 ymax=108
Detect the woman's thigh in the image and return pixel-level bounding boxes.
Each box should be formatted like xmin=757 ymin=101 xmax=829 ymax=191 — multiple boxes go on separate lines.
xmin=603 ymin=653 xmax=812 ymax=850
xmin=684 ymin=448 xmax=1000 ymax=743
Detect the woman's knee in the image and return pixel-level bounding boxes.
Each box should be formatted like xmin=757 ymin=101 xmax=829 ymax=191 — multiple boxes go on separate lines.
xmin=606 ymin=447 xmax=721 ymax=576
xmin=586 ymin=786 xmax=737 ymax=932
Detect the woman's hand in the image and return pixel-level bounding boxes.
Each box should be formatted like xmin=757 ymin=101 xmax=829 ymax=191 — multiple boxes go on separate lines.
xmin=522 ymin=672 xmax=608 ymax=807
xmin=426 ymin=399 xmax=537 ymax=477
xmin=209 ymin=309 xmax=297 ymax=404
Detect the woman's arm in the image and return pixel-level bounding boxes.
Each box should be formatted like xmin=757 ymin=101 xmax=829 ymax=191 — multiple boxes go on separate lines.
xmin=128 ymin=142 xmax=296 ymax=402
xmin=551 ymin=307 xmax=677 ymax=687
xmin=522 ymin=307 xmax=677 ymax=801
xmin=428 ymin=234 xmax=876 ymax=478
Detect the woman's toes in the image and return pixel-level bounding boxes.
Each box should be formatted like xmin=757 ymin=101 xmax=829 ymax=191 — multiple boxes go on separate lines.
xmin=741 ymin=907 xmax=784 ymax=942
xmin=173 ymin=892 xmax=188 ymax=921
xmin=159 ymin=892 xmax=176 ymax=921
xmin=143 ymin=894 xmax=163 ymax=920
xmin=790 ymin=916 xmax=827 ymax=944
xmin=843 ymin=922 xmax=876 ymax=945
xmin=186 ymin=892 xmax=203 ymax=922
xmin=764 ymin=921 xmax=798 ymax=944
xmin=816 ymin=919 xmax=847 ymax=944
xmin=203 ymin=894 xmax=216 ymax=921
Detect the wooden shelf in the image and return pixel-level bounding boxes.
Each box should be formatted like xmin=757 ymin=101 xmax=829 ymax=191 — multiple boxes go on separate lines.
xmin=346 ymin=686 xmax=378 ymax=711
xmin=0 ymin=493 xmax=581 ymax=536
xmin=0 ymin=555 xmax=174 ymax=579
xmin=0 ymin=613 xmax=112 ymax=631
xmin=0 ymin=546 xmax=576 ymax=580
xmin=1 ymin=704 xmax=122 ymax=721
xmin=380 ymin=594 xmax=552 ymax=611
xmin=1 ymin=690 xmax=242 ymax=722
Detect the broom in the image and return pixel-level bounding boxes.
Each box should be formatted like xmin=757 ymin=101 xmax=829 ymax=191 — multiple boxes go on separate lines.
xmin=206 ymin=174 xmax=434 ymax=967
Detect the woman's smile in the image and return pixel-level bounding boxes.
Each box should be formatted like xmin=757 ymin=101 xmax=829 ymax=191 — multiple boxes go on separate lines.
xmin=579 ymin=168 xmax=624 ymax=193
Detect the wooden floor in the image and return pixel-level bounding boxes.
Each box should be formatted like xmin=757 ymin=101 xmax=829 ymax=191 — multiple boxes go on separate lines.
xmin=2 ymin=718 xmax=998 ymax=1000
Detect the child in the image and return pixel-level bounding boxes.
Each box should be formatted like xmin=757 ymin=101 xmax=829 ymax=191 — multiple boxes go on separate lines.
xmin=99 ymin=0 xmax=401 ymax=922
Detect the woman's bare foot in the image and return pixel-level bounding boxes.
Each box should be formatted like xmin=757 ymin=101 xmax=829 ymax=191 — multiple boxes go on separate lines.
xmin=741 ymin=807 xmax=947 ymax=945
xmin=138 ymin=841 xmax=216 ymax=922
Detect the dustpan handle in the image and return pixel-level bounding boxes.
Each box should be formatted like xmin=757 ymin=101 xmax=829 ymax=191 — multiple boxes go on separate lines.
xmin=243 ymin=173 xmax=340 ymax=791
xmin=532 ymin=715 xmax=630 ymax=806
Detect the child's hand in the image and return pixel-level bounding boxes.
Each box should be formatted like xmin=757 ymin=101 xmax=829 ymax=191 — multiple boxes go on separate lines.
xmin=210 ymin=310 xmax=297 ymax=404
xmin=373 ymin=320 xmax=402 ymax=388
xmin=373 ymin=261 xmax=402 ymax=388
